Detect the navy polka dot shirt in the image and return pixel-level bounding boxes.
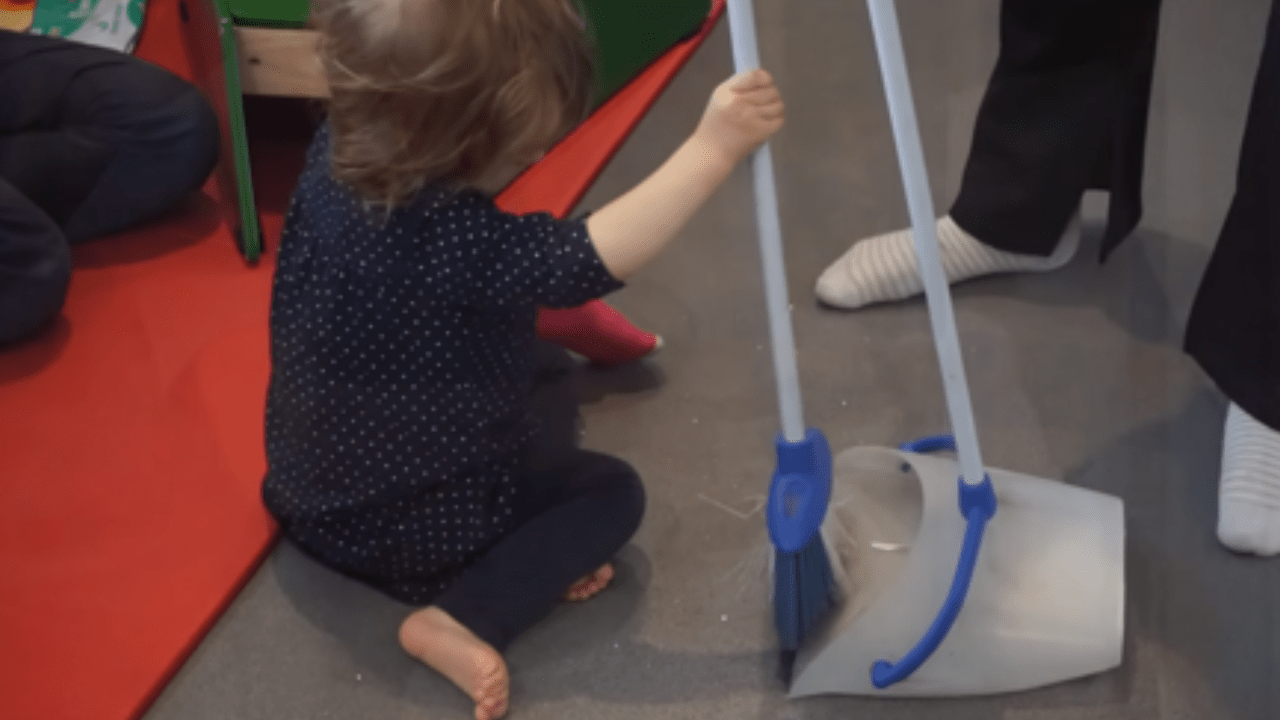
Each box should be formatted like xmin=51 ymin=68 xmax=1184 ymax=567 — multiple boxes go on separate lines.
xmin=262 ymin=123 xmax=623 ymax=602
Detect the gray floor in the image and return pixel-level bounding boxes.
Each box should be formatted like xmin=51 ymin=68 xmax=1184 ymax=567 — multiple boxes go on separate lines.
xmin=145 ymin=1 xmax=1279 ymax=718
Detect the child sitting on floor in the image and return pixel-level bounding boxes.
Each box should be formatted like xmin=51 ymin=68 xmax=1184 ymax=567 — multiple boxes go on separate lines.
xmin=260 ymin=1 xmax=784 ymax=718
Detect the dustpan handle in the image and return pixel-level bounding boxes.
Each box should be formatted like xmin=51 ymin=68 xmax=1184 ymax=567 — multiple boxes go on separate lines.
xmin=870 ymin=436 xmax=997 ymax=688
xmin=864 ymin=0 xmax=999 ymax=685
xmin=725 ymin=0 xmax=806 ymax=444
xmin=863 ymin=0 xmax=985 ymax=487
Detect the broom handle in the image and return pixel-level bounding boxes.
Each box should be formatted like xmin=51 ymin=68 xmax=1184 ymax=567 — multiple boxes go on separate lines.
xmin=725 ymin=0 xmax=806 ymax=444
xmin=865 ymin=0 xmax=985 ymax=486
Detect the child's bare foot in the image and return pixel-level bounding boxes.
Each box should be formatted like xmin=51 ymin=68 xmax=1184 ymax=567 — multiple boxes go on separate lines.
xmin=564 ymin=563 xmax=614 ymax=601
xmin=399 ymin=607 xmax=510 ymax=720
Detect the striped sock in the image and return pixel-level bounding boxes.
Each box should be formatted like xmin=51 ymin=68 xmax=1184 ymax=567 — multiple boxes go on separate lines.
xmin=1217 ymin=403 xmax=1280 ymax=556
xmin=815 ymin=214 xmax=1081 ymax=309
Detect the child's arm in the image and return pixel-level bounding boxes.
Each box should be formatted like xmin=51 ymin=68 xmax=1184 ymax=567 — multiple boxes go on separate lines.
xmin=586 ymin=69 xmax=785 ymax=280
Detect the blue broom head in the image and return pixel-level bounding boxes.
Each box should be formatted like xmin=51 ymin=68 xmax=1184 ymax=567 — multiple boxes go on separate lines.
xmin=766 ymin=428 xmax=832 ymax=552
xmin=767 ymin=428 xmax=836 ymax=654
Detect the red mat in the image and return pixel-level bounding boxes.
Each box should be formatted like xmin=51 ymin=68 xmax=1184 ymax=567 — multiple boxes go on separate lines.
xmin=0 ymin=3 xmax=723 ymax=720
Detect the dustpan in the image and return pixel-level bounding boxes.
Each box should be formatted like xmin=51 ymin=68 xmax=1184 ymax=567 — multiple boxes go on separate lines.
xmin=787 ymin=0 xmax=1126 ymax=696
xmin=790 ymin=441 xmax=1125 ymax=696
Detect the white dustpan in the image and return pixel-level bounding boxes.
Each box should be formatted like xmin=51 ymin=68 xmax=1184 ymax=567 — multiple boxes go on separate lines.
xmin=785 ymin=0 xmax=1127 ymax=695
xmin=790 ymin=443 xmax=1125 ymax=696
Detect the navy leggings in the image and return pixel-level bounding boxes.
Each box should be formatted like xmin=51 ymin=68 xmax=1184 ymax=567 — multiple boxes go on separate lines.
xmin=434 ymin=342 xmax=646 ymax=652
xmin=0 ymin=30 xmax=218 ymax=346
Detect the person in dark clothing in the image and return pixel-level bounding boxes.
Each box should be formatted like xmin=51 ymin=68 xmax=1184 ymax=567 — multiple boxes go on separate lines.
xmin=0 ymin=29 xmax=219 ymax=346
xmin=816 ymin=0 xmax=1280 ymax=556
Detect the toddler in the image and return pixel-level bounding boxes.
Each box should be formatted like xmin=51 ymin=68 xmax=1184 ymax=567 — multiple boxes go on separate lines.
xmin=261 ymin=1 xmax=784 ymax=718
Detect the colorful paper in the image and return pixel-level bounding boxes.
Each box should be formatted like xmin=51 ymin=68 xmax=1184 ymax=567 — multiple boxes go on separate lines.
xmin=29 ymin=0 xmax=146 ymax=53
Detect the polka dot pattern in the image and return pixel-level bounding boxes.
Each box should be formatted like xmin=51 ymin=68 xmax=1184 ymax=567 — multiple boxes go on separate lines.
xmin=261 ymin=124 xmax=623 ymax=603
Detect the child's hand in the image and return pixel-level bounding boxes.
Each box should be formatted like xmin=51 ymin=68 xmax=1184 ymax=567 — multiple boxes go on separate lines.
xmin=694 ymin=69 xmax=785 ymax=165
xmin=586 ymin=70 xmax=783 ymax=280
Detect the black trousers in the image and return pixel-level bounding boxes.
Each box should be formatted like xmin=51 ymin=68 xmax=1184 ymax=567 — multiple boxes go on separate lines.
xmin=0 ymin=30 xmax=219 ymax=346
xmin=433 ymin=342 xmax=646 ymax=652
xmin=949 ymin=0 xmax=1280 ymax=431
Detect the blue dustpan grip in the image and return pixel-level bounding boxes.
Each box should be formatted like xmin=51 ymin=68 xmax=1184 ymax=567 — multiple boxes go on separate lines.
xmin=863 ymin=0 xmax=997 ymax=687
xmin=869 ymin=436 xmax=998 ymax=688
xmin=898 ymin=433 xmax=956 ymax=455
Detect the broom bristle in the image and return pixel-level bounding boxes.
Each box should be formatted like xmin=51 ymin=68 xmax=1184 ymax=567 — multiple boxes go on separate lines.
xmin=774 ymin=533 xmax=837 ymax=686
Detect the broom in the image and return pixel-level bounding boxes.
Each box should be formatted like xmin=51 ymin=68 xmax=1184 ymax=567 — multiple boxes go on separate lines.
xmin=723 ymin=0 xmax=838 ymax=686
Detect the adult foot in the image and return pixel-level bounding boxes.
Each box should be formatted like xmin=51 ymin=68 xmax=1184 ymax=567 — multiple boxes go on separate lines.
xmin=536 ymin=300 xmax=662 ymax=366
xmin=1217 ymin=403 xmax=1280 ymax=556
xmin=564 ymin=563 xmax=615 ymax=601
xmin=815 ymin=214 xmax=1081 ymax=309
xmin=399 ymin=607 xmax=511 ymax=720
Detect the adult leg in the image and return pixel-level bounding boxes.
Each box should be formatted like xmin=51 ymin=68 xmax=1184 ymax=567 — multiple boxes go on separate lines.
xmin=816 ymin=0 xmax=1162 ymax=309
xmin=951 ymin=0 xmax=1162 ymax=258
xmin=0 ymin=177 xmax=70 ymax=345
xmin=0 ymin=30 xmax=218 ymax=246
xmin=1184 ymin=0 xmax=1280 ymax=555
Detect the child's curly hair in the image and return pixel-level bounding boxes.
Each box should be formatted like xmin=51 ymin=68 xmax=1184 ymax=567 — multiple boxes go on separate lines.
xmin=312 ymin=0 xmax=595 ymax=208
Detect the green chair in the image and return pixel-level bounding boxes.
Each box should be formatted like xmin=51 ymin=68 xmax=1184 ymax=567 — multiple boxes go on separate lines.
xmin=223 ymin=0 xmax=308 ymax=28
xmin=221 ymin=0 xmax=711 ymax=106
xmin=182 ymin=0 xmax=711 ymax=262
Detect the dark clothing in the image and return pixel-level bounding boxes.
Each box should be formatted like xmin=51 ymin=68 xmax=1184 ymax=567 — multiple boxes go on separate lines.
xmin=1185 ymin=0 xmax=1280 ymax=432
xmin=437 ymin=445 xmax=644 ymax=652
xmin=951 ymin=0 xmax=1162 ymax=261
xmin=947 ymin=0 xmax=1280 ymax=430
xmin=430 ymin=340 xmax=645 ymax=650
xmin=434 ymin=342 xmax=644 ymax=651
xmin=0 ymin=29 xmax=219 ymax=345
xmin=279 ymin=337 xmax=645 ymax=649
xmin=0 ymin=176 xmax=71 ymax=345
xmin=262 ymin=122 xmax=636 ymax=616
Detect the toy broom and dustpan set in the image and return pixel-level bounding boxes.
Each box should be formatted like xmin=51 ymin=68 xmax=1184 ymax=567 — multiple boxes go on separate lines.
xmin=725 ymin=0 xmax=1127 ymax=698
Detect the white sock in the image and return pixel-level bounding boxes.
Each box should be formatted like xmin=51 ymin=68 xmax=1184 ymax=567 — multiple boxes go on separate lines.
xmin=1217 ymin=403 xmax=1280 ymax=556
xmin=815 ymin=214 xmax=1081 ymax=309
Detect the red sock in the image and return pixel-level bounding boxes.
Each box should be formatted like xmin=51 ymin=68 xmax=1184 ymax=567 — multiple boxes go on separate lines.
xmin=536 ymin=300 xmax=661 ymax=365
